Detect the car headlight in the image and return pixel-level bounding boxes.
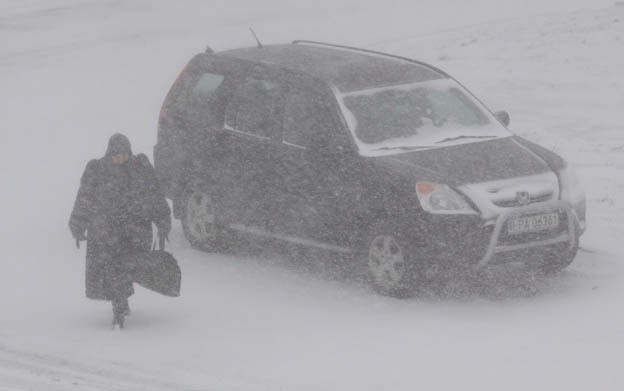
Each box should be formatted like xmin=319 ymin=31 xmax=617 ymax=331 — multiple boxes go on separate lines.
xmin=558 ymin=165 xmax=585 ymax=204
xmin=416 ymin=182 xmax=477 ymax=215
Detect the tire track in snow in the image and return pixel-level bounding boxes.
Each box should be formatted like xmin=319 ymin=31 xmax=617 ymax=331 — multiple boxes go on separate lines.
xmin=0 ymin=343 xmax=201 ymax=391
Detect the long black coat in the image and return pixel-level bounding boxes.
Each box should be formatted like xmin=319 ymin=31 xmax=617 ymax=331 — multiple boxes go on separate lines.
xmin=69 ymin=153 xmax=171 ymax=301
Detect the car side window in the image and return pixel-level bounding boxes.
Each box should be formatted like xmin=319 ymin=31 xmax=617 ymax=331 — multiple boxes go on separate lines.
xmin=191 ymin=73 xmax=225 ymax=99
xmin=185 ymin=72 xmax=227 ymax=130
xmin=224 ymin=79 xmax=282 ymax=139
xmin=282 ymin=90 xmax=331 ymax=149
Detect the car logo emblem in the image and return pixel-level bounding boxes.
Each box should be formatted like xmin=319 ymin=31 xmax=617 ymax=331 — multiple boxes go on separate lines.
xmin=516 ymin=191 xmax=531 ymax=205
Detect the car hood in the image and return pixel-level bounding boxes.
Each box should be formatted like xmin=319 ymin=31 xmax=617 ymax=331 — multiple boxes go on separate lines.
xmin=371 ymin=137 xmax=553 ymax=186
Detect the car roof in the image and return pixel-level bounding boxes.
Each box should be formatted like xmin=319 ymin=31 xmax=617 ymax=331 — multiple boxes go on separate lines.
xmin=217 ymin=42 xmax=447 ymax=93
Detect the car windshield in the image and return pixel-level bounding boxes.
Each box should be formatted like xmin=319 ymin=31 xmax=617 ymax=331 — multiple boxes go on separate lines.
xmin=338 ymin=79 xmax=511 ymax=156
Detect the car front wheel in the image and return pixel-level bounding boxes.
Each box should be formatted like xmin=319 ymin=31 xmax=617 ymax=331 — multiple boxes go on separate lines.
xmin=362 ymin=226 xmax=413 ymax=296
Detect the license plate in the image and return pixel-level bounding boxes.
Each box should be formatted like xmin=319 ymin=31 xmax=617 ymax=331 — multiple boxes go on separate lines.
xmin=507 ymin=213 xmax=559 ymax=234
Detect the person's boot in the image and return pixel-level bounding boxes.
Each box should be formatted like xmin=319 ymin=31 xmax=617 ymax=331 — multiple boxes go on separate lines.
xmin=112 ymin=312 xmax=125 ymax=330
xmin=111 ymin=300 xmax=125 ymax=330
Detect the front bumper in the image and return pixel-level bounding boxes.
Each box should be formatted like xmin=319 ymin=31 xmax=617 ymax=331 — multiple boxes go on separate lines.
xmin=409 ymin=200 xmax=585 ymax=270
xmin=474 ymin=200 xmax=583 ymax=269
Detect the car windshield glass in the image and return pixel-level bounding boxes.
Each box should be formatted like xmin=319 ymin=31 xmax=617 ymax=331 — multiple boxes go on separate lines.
xmin=338 ymin=79 xmax=510 ymax=156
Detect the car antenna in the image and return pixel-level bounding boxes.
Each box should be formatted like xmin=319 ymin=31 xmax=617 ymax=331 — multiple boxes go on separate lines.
xmin=249 ymin=28 xmax=264 ymax=48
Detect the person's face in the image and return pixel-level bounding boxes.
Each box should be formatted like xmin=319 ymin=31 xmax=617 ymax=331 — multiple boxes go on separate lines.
xmin=112 ymin=153 xmax=129 ymax=165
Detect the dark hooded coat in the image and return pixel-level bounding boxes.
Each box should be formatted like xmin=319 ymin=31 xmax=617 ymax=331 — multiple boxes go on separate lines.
xmin=69 ymin=134 xmax=171 ymax=301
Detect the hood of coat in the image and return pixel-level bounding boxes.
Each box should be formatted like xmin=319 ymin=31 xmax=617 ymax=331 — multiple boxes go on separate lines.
xmin=370 ymin=137 xmax=554 ymax=186
xmin=105 ymin=133 xmax=133 ymax=158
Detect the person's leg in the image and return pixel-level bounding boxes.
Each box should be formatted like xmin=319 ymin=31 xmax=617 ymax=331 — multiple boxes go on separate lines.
xmin=109 ymin=264 xmax=132 ymax=325
xmin=111 ymin=297 xmax=125 ymax=328
xmin=119 ymin=221 xmax=151 ymax=317
xmin=120 ymin=296 xmax=130 ymax=316
xmin=109 ymin=249 xmax=132 ymax=328
xmin=92 ymin=217 xmax=125 ymax=327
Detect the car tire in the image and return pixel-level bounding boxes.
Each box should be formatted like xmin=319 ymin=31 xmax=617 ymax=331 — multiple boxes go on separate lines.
xmin=181 ymin=189 xmax=227 ymax=252
xmin=358 ymin=223 xmax=414 ymax=297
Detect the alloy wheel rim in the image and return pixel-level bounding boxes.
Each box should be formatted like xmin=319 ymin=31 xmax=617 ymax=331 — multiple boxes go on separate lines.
xmin=186 ymin=192 xmax=216 ymax=242
xmin=368 ymin=235 xmax=406 ymax=289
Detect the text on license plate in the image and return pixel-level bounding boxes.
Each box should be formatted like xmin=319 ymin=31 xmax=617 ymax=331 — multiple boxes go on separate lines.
xmin=507 ymin=213 xmax=559 ymax=234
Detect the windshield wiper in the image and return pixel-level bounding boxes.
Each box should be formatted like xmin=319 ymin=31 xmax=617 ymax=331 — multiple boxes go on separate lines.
xmin=435 ymin=135 xmax=498 ymax=144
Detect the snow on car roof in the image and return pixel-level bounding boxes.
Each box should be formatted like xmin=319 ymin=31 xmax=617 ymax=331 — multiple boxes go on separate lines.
xmin=218 ymin=43 xmax=445 ymax=92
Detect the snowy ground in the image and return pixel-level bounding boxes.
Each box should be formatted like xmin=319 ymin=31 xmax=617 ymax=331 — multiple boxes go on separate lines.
xmin=0 ymin=0 xmax=623 ymax=390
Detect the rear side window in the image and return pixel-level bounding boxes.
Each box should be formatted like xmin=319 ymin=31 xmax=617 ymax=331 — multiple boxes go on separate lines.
xmin=224 ymin=79 xmax=282 ymax=139
xmin=191 ymin=73 xmax=225 ymax=100
xmin=160 ymin=57 xmax=232 ymax=134
xmin=184 ymin=72 xmax=228 ymax=131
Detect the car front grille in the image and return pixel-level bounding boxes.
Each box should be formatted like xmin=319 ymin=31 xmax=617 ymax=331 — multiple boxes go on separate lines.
xmin=458 ymin=172 xmax=561 ymax=220
xmin=492 ymin=193 xmax=553 ymax=208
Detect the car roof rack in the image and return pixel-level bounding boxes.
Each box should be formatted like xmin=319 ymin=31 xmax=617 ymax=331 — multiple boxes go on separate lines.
xmin=291 ymin=40 xmax=450 ymax=77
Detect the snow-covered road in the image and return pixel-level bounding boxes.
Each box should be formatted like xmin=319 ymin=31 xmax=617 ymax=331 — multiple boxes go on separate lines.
xmin=2 ymin=248 xmax=622 ymax=390
xmin=1 ymin=1 xmax=623 ymax=390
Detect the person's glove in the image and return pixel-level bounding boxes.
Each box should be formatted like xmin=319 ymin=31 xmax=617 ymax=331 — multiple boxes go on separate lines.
xmin=69 ymin=218 xmax=87 ymax=248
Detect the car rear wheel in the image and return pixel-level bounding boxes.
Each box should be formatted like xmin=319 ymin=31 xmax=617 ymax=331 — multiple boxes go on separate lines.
xmin=181 ymin=189 xmax=226 ymax=251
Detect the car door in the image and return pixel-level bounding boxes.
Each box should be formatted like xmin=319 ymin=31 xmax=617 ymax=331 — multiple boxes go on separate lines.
xmin=274 ymin=82 xmax=361 ymax=251
xmin=218 ymin=73 xmax=286 ymax=229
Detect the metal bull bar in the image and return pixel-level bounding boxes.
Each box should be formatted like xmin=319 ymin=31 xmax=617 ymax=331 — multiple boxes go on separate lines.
xmin=475 ymin=200 xmax=581 ymax=269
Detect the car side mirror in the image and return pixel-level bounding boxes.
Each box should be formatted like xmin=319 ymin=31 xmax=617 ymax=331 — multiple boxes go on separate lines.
xmin=494 ymin=110 xmax=511 ymax=127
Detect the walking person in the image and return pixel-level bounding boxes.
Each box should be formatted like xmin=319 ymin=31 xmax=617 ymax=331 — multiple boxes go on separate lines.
xmin=69 ymin=133 xmax=171 ymax=329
